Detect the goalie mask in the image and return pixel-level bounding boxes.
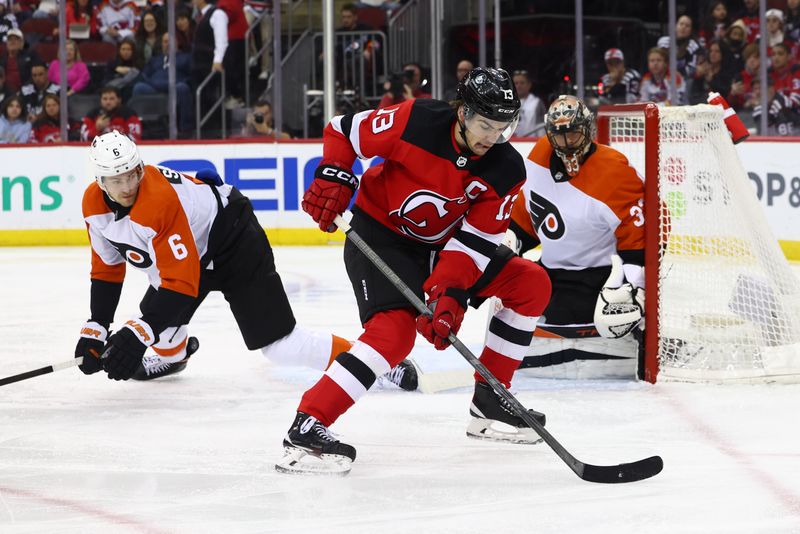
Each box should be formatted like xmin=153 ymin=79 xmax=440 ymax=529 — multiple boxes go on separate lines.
xmin=544 ymin=95 xmax=595 ymax=176
xmin=457 ymin=67 xmax=521 ymax=146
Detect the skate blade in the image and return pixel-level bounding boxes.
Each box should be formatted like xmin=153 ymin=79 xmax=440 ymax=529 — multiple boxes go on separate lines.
xmin=274 ymin=447 xmax=353 ymax=476
xmin=466 ymin=417 xmax=543 ymax=445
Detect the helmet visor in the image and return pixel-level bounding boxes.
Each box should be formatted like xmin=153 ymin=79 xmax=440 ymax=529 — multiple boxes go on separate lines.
xmin=463 ymin=106 xmax=519 ymax=144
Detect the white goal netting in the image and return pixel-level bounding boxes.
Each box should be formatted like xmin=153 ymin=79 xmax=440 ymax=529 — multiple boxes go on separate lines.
xmin=606 ymin=104 xmax=800 ymax=382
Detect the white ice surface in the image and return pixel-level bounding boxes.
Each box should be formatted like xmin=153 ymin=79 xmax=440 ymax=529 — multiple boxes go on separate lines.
xmin=0 ymin=246 xmax=799 ymax=534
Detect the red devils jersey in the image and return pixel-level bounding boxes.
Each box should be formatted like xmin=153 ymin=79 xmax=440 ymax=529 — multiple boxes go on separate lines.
xmin=323 ymin=98 xmax=526 ymax=288
xmin=81 ymin=105 xmax=142 ymax=142
xmin=510 ymin=136 xmax=645 ymax=275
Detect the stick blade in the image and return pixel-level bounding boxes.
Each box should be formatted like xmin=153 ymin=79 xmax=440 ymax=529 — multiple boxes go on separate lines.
xmin=579 ymin=455 xmax=663 ymax=484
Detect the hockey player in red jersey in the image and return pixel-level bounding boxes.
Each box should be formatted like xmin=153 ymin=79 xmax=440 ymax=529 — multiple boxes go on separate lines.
xmin=277 ymin=67 xmax=552 ymax=475
xmin=508 ymin=95 xmax=646 ymax=379
xmin=74 ymin=131 xmax=418 ymax=388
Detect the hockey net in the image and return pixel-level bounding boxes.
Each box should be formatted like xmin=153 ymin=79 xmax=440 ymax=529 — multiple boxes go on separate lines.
xmin=597 ymin=103 xmax=800 ymax=383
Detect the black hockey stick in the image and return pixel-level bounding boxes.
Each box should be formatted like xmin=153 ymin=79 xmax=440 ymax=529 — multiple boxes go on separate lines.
xmin=333 ymin=214 xmax=663 ymax=484
xmin=0 ymin=357 xmax=82 ymax=387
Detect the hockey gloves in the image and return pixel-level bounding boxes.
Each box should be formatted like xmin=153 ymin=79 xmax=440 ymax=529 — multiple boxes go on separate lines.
xmin=101 ymin=319 xmax=155 ymax=380
xmin=594 ymin=255 xmax=644 ymax=338
xmin=417 ymin=286 xmax=469 ymax=350
xmin=75 ymin=321 xmax=109 ymax=375
xmin=302 ymin=164 xmax=358 ymax=232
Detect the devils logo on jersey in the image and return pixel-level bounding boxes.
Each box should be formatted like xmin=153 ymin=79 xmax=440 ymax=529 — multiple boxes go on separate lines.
xmin=528 ymin=191 xmax=565 ymax=240
xmin=106 ymin=239 xmax=153 ymax=268
xmin=388 ymin=190 xmax=468 ymax=243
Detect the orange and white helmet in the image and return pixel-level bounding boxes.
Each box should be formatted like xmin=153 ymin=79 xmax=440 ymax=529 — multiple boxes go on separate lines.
xmin=544 ymin=95 xmax=595 ymax=176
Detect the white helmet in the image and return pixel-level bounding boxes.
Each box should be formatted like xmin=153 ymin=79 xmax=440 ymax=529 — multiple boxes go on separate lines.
xmin=89 ymin=131 xmax=142 ymax=188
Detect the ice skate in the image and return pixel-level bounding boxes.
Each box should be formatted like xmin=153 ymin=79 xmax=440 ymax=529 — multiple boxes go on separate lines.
xmin=276 ymin=412 xmax=357 ymax=476
xmin=131 ymin=337 xmax=199 ymax=381
xmin=467 ymin=381 xmax=545 ymax=444
xmin=376 ymin=359 xmax=419 ymax=391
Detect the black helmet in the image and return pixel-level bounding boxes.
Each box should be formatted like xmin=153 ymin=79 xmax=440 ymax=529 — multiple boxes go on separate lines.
xmin=457 ymin=67 xmax=520 ymax=122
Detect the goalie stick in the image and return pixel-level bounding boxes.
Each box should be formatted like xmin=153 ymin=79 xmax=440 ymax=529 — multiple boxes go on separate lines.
xmin=333 ymin=214 xmax=663 ymax=484
xmin=0 ymin=357 xmax=82 ymax=387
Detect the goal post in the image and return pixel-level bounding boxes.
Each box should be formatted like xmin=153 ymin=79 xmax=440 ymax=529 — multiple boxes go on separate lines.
xmin=597 ymin=103 xmax=800 ymax=383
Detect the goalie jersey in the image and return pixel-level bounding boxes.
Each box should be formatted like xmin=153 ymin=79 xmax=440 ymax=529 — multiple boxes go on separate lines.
xmin=510 ymin=136 xmax=645 ymax=277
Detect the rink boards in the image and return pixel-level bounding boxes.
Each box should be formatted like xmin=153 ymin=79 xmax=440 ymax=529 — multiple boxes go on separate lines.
xmin=0 ymin=138 xmax=799 ymax=259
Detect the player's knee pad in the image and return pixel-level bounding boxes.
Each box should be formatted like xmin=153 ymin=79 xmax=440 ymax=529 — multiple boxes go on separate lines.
xmin=152 ymin=325 xmax=190 ymax=362
xmin=359 ymin=308 xmax=416 ymax=367
xmin=496 ymin=258 xmax=551 ymax=317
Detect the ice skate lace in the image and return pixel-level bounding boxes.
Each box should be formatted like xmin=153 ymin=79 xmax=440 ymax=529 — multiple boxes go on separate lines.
xmin=312 ymin=422 xmax=338 ymax=444
xmin=384 ymin=365 xmax=406 ymax=387
xmin=142 ymin=355 xmax=171 ymax=375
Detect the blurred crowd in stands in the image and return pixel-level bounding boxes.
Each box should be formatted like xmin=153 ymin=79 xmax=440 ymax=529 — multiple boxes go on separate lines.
xmin=0 ymin=0 xmax=796 ymax=142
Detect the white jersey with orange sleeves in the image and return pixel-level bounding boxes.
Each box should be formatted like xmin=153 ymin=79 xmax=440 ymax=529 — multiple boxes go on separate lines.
xmin=511 ymin=136 xmax=645 ymax=271
xmin=82 ymin=164 xmax=232 ymax=297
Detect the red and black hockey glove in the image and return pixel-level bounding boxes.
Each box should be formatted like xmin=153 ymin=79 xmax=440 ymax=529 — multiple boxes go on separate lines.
xmin=75 ymin=321 xmax=108 ymax=375
xmin=101 ymin=319 xmax=155 ymax=381
xmin=416 ymin=286 xmax=469 ymax=350
xmin=302 ymin=164 xmax=358 ymax=232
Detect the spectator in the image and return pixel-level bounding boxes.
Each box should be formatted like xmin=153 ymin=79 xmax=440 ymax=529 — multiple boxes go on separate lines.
xmin=98 ymin=0 xmax=137 ymax=45
xmin=327 ymin=2 xmax=379 ymax=93
xmin=752 ymin=77 xmax=800 ymax=136
xmin=378 ymin=61 xmax=430 ymax=107
xmin=442 ymin=58 xmax=473 ymax=101
xmin=761 ymin=9 xmax=790 ymax=54
xmin=244 ymin=0 xmax=273 ymax=80
xmin=21 ymin=61 xmax=59 ymax=119
xmin=175 ymin=7 xmax=195 ymax=53
xmin=218 ymin=0 xmax=247 ymax=110
xmin=512 ymin=69 xmax=544 ymax=137
xmin=191 ymin=0 xmax=228 ymax=137
xmin=0 ymin=66 xmax=9 ymax=104
xmin=0 ymin=28 xmax=42 ymax=92
xmin=32 ymin=0 xmax=58 ymax=20
xmin=724 ymin=18 xmax=747 ymax=71
xmin=639 ymin=46 xmax=686 ymax=105
xmin=134 ymin=10 xmax=164 ymax=66
xmin=737 ymin=0 xmax=760 ymax=43
xmin=729 ymin=43 xmax=760 ymax=111
xmin=240 ymin=98 xmax=290 ymax=139
xmin=768 ymin=43 xmax=800 ymax=109
xmin=0 ymin=1 xmax=19 ymax=43
xmin=9 ymin=1 xmax=37 ymax=24
xmin=599 ymin=47 xmax=641 ymax=104
xmin=30 ymin=93 xmax=79 ymax=142
xmin=62 ymin=0 xmax=98 ymax=40
xmin=102 ymin=38 xmax=140 ymax=100
xmin=48 ymin=39 xmax=89 ymax=96
xmin=787 ymin=0 xmax=800 ymax=44
xmin=658 ymin=15 xmax=702 ymax=79
xmin=338 ymin=2 xmax=375 ymax=32
xmin=0 ymin=95 xmax=32 ymax=143
xmin=80 ymin=85 xmax=142 ymax=141
xmin=132 ymin=32 xmax=193 ymax=133
xmin=699 ymin=1 xmax=731 ymax=47
xmin=689 ymin=40 xmax=735 ymax=105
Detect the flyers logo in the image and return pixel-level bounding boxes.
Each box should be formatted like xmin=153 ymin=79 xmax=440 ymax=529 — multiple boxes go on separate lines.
xmin=389 ymin=190 xmax=467 ymax=243
xmin=107 ymin=239 xmax=153 ymax=268
xmin=528 ymin=191 xmax=565 ymax=240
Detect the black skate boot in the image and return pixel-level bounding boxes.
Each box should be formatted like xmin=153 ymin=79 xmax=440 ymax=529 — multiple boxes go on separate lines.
xmin=131 ymin=337 xmax=199 ymax=381
xmin=379 ymin=359 xmax=419 ymax=391
xmin=467 ymin=381 xmax=546 ymax=444
xmin=276 ymin=412 xmax=357 ymax=476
